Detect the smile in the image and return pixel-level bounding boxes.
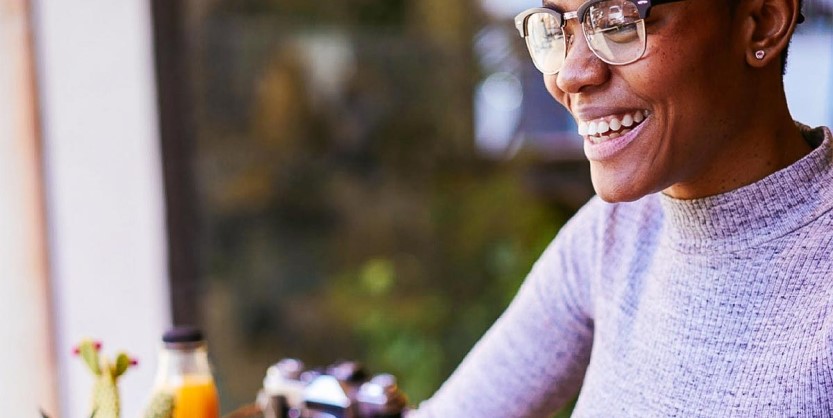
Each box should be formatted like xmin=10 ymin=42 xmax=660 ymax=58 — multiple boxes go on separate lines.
xmin=577 ymin=110 xmax=650 ymax=144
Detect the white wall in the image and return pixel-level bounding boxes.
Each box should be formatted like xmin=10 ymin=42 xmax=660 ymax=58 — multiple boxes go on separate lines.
xmin=785 ymin=32 xmax=833 ymax=128
xmin=32 ymin=0 xmax=171 ymax=417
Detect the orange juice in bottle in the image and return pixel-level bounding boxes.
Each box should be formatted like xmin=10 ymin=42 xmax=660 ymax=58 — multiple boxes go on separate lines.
xmin=171 ymin=376 xmax=219 ymax=418
xmin=148 ymin=326 xmax=220 ymax=418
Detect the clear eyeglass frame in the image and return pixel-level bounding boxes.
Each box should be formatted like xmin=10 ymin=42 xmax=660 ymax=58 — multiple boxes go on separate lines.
xmin=514 ymin=0 xmax=684 ymax=75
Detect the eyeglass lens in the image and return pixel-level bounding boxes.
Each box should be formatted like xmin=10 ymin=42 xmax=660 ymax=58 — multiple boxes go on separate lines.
xmin=523 ymin=0 xmax=647 ymax=74
xmin=525 ymin=13 xmax=567 ymax=75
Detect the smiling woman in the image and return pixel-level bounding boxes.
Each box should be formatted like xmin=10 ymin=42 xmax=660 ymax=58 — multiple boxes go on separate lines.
xmin=410 ymin=0 xmax=833 ymax=416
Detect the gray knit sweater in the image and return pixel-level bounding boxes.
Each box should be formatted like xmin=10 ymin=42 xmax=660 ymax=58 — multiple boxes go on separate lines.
xmin=412 ymin=125 xmax=833 ymax=417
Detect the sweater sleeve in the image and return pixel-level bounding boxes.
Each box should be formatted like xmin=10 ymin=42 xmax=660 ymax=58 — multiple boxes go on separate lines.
xmin=409 ymin=200 xmax=599 ymax=418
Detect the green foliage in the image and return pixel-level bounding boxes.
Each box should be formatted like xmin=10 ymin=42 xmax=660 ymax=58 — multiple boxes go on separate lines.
xmin=551 ymin=396 xmax=578 ymax=418
xmin=320 ymin=167 xmax=567 ymax=402
xmin=213 ymin=0 xmax=409 ymax=26
xmin=193 ymin=1 xmax=584 ymax=414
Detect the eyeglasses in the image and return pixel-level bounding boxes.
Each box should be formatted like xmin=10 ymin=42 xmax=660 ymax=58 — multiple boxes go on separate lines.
xmin=514 ymin=0 xmax=684 ymax=75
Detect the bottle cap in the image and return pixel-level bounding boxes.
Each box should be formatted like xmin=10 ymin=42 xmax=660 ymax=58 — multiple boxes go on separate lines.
xmin=162 ymin=326 xmax=205 ymax=348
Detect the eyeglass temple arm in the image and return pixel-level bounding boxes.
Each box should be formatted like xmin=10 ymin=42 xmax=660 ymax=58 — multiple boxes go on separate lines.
xmin=637 ymin=0 xmax=805 ymax=22
xmin=634 ymin=0 xmax=685 ymax=19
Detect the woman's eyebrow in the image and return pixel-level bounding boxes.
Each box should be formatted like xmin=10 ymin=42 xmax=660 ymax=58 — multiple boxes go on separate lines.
xmin=541 ymin=1 xmax=563 ymax=12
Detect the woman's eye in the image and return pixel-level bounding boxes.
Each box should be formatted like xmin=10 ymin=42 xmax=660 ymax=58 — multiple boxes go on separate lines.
xmin=602 ymin=23 xmax=639 ymax=43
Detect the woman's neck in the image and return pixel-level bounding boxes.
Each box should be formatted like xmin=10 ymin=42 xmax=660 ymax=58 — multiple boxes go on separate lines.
xmin=663 ymin=83 xmax=812 ymax=200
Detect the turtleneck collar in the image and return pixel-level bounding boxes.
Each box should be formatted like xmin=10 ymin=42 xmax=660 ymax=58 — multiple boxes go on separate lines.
xmin=659 ymin=125 xmax=833 ymax=253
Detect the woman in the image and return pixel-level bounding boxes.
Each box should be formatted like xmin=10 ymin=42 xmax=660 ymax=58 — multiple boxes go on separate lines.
xmin=411 ymin=0 xmax=833 ymax=416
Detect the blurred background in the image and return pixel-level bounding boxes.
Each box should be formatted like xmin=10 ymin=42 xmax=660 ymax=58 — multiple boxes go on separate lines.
xmin=1 ymin=0 xmax=831 ymax=417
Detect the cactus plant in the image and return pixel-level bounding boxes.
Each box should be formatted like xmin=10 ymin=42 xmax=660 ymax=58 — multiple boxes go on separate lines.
xmin=141 ymin=390 xmax=175 ymax=418
xmin=41 ymin=339 xmax=177 ymax=418
xmin=73 ymin=339 xmax=137 ymax=418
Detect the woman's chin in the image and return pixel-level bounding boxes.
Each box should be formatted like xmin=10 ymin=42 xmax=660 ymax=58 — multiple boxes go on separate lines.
xmin=590 ymin=169 xmax=652 ymax=203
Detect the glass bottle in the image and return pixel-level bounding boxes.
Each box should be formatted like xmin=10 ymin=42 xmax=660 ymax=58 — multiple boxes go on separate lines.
xmin=150 ymin=326 xmax=220 ymax=418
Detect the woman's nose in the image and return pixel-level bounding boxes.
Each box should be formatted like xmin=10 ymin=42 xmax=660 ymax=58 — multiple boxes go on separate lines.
xmin=554 ymin=29 xmax=610 ymax=94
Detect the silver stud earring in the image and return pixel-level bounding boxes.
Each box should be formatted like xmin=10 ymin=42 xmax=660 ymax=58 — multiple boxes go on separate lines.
xmin=755 ymin=50 xmax=766 ymax=60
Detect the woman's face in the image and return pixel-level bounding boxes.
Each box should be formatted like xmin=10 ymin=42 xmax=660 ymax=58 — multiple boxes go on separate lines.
xmin=545 ymin=0 xmax=750 ymax=202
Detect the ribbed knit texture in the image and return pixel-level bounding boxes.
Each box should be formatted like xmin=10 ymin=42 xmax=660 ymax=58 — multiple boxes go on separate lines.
xmin=411 ymin=125 xmax=833 ymax=417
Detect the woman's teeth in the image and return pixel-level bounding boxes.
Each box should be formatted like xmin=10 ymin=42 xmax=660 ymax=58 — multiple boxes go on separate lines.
xmin=578 ymin=110 xmax=649 ymax=144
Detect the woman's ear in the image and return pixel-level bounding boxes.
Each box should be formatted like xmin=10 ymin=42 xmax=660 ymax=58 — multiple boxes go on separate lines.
xmin=741 ymin=0 xmax=801 ymax=68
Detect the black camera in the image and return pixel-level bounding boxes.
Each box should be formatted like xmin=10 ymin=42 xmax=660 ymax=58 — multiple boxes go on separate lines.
xmin=257 ymin=358 xmax=410 ymax=418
